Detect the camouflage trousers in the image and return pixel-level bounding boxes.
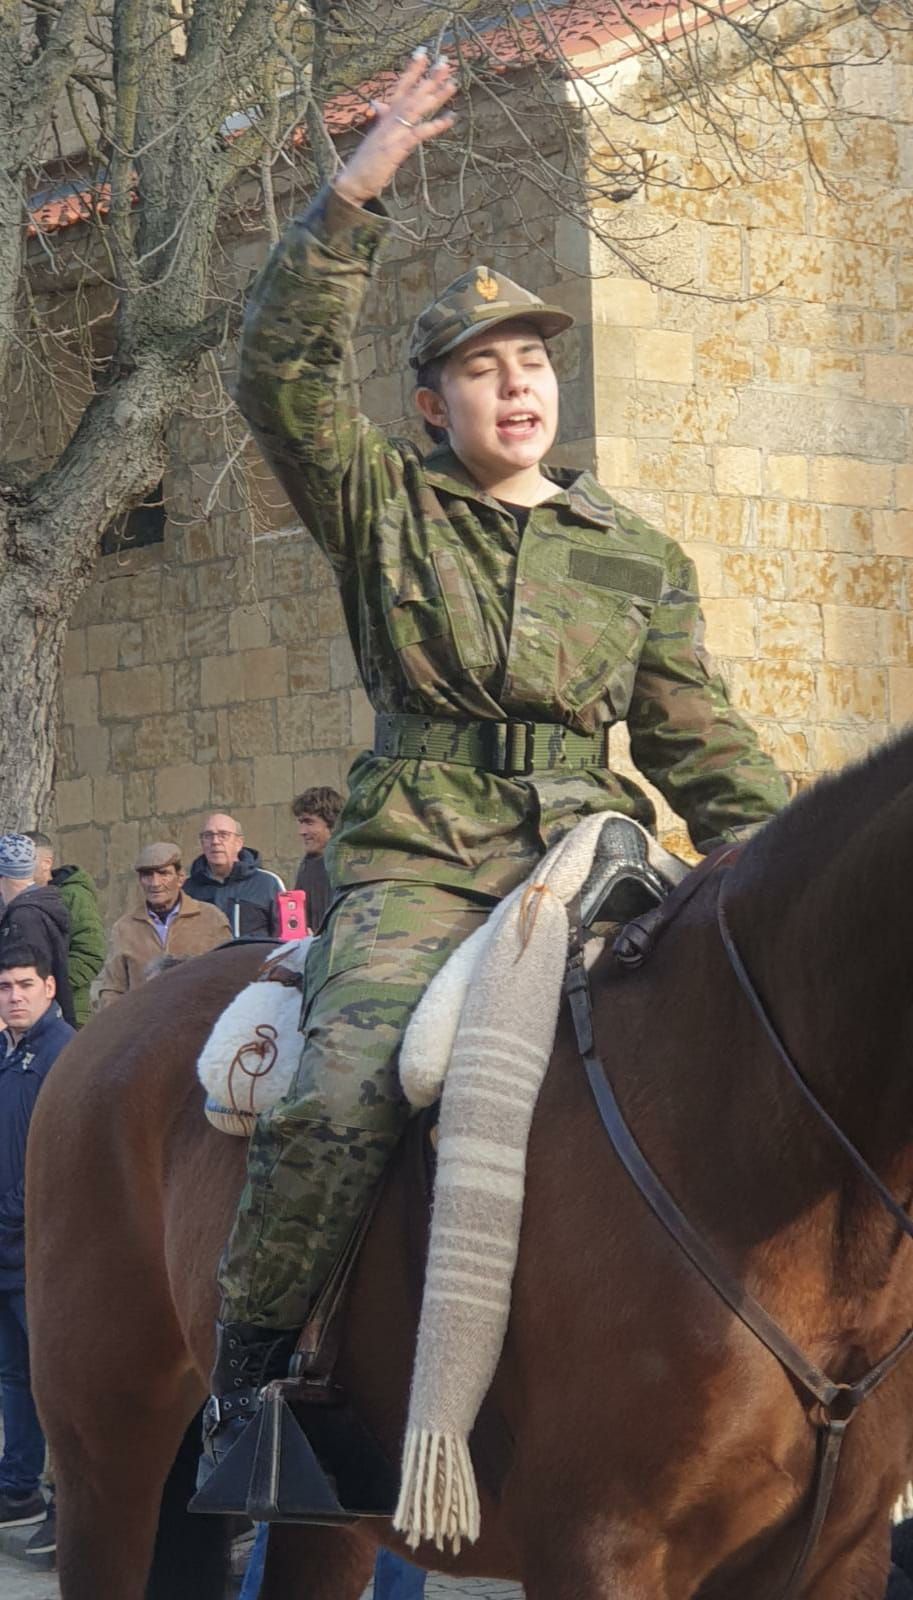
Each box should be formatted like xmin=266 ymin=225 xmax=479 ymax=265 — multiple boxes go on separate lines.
xmin=218 ymin=880 xmax=495 ymax=1330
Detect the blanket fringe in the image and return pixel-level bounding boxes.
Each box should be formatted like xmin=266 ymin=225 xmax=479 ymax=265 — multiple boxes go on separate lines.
xmin=393 ymin=1427 xmax=480 ymax=1554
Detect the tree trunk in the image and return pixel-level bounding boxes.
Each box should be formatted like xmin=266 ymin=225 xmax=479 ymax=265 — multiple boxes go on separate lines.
xmin=0 ymin=345 xmax=208 ymax=824
xmin=0 ymin=548 xmax=69 ymax=827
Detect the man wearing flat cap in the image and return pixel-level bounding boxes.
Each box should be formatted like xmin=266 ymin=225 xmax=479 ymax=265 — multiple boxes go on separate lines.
xmin=201 ymin=54 xmax=789 ymax=1454
xmin=95 ymin=843 xmax=231 ymax=1009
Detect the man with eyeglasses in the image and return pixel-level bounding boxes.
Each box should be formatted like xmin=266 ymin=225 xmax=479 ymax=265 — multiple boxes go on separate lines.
xmin=184 ymin=813 xmax=285 ymax=940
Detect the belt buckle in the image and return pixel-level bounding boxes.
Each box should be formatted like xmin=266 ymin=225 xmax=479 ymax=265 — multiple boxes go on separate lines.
xmin=203 ymin=1395 xmax=222 ymax=1429
xmin=504 ymin=720 xmax=536 ymax=777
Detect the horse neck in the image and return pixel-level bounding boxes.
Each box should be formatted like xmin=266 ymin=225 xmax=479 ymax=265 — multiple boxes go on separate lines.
xmin=724 ymin=804 xmax=913 ymax=1307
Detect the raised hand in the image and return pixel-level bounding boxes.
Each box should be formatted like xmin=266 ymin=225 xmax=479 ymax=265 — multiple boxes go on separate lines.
xmin=333 ymin=50 xmax=457 ymax=208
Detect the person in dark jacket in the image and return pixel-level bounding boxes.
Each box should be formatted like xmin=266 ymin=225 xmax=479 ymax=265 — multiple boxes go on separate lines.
xmin=184 ymin=813 xmax=284 ymax=939
xmin=25 ymin=833 xmax=106 ymax=1028
xmin=0 ymin=943 xmax=74 ymax=1532
xmin=0 ymin=835 xmax=75 ymax=1027
xmin=291 ymin=786 xmax=343 ymax=932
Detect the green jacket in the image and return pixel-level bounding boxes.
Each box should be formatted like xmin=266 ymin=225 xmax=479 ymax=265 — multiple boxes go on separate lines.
xmin=236 ymin=185 xmax=788 ymax=899
xmin=52 ymin=866 xmax=106 ymax=1027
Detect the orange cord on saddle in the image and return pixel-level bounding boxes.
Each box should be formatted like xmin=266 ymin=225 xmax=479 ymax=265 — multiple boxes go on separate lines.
xmin=516 ymin=882 xmax=558 ymax=959
xmin=226 ymin=1023 xmax=280 ymax=1115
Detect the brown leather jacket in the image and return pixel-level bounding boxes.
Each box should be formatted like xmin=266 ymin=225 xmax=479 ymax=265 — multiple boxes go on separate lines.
xmin=95 ymin=892 xmax=231 ymax=1009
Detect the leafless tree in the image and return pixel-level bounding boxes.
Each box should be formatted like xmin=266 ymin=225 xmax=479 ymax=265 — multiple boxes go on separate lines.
xmin=0 ymin=0 xmax=903 ymax=823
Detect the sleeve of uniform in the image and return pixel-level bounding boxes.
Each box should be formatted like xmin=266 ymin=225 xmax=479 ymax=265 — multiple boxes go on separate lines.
xmin=234 ymin=183 xmax=406 ymax=575
xmin=626 ymin=543 xmax=790 ymax=852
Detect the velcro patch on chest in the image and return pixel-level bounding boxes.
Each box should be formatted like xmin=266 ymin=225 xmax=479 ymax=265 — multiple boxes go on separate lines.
xmin=568 ymin=549 xmax=663 ymax=602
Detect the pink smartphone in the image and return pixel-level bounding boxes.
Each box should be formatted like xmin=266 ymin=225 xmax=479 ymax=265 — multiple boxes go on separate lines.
xmin=276 ymin=890 xmax=309 ymax=940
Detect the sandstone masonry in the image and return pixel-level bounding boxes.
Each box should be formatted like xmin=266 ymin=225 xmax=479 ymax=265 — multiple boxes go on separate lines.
xmin=56 ymin=10 xmax=913 ymax=913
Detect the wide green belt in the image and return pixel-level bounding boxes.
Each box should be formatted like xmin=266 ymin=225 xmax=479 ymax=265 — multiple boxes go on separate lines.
xmin=373 ymin=713 xmax=609 ymax=777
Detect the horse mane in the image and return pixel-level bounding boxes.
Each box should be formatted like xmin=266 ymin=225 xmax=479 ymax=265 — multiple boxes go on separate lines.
xmin=733 ymin=724 xmax=913 ymax=902
xmin=724 ymin=724 xmax=913 ymax=1131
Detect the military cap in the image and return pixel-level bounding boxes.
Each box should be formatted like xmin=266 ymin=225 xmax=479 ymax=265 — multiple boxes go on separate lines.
xmin=134 ymin=841 xmax=182 ymax=872
xmin=408 ymin=266 xmax=573 ymax=370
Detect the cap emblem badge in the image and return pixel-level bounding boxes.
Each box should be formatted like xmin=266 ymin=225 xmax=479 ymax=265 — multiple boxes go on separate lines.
xmin=475 ymin=270 xmax=500 ymax=302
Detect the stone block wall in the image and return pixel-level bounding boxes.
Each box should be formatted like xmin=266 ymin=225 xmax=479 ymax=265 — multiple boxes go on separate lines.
xmin=55 ymin=12 xmax=913 ymax=911
xmin=583 ymin=10 xmax=913 ymax=854
xmin=59 ymin=529 xmax=356 ymax=918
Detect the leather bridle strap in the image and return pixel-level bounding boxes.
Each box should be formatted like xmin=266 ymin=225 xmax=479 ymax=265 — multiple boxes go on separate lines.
xmin=566 ymin=882 xmax=913 ymax=1600
xmin=717 ymin=883 xmax=913 ymax=1245
xmin=565 ymin=950 xmax=847 ymax=1409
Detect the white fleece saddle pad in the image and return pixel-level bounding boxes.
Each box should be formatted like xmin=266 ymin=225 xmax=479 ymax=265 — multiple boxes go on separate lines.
xmin=196 ymin=816 xmax=686 ymax=1139
xmin=197 ymin=938 xmax=310 ymax=1134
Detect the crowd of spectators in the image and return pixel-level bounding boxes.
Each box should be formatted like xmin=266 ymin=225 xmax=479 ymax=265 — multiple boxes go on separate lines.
xmin=0 ymin=788 xmax=429 ymax=1595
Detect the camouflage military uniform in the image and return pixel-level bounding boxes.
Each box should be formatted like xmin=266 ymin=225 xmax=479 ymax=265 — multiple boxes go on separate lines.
xmin=219 ymin=184 xmax=788 ymax=1331
xmin=219 ymin=881 xmax=491 ymax=1326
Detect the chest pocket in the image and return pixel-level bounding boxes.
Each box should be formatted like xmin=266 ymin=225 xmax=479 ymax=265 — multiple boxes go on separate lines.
xmin=382 ymin=548 xmax=494 ymax=676
xmin=558 ymin=548 xmax=663 ymax=718
xmin=431 ymin=549 xmax=496 ymax=671
xmin=383 ymin=571 xmax=448 ymax=648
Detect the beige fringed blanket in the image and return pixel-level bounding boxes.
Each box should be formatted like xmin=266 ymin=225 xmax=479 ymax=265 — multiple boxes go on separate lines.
xmin=393 ymin=814 xmax=684 ymax=1554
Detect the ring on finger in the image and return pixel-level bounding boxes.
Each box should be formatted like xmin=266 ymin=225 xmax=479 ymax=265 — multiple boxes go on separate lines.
xmin=395 ymin=114 xmax=417 ymax=129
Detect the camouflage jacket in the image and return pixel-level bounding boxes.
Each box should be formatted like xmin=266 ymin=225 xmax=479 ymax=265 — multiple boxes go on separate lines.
xmin=236 ymin=184 xmax=788 ymax=899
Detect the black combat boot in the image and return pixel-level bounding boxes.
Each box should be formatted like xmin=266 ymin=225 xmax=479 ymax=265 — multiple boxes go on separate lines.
xmin=199 ymin=1322 xmax=298 ymax=1480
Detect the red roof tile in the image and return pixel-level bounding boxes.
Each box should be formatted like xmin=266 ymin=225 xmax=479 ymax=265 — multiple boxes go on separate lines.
xmin=27 ymin=1 xmax=747 ymax=238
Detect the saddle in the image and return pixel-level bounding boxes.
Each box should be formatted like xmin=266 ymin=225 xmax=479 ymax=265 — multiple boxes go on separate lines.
xmin=191 ymin=817 xmax=685 ymax=1528
xmin=580 ymin=813 xmax=682 ymax=925
xmin=197 ymin=818 xmax=682 ymax=1135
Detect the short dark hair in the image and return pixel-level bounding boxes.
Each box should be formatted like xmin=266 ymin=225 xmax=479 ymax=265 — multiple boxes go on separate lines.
xmin=0 ymin=944 xmax=51 ymax=980
xmin=24 ymin=831 xmax=53 ymax=851
xmin=291 ymin=787 xmax=344 ymax=828
xmin=414 ymin=357 xmax=448 ymax=445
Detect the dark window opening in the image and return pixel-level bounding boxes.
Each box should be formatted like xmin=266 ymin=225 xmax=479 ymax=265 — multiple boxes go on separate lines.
xmin=100 ymin=482 xmax=166 ymax=557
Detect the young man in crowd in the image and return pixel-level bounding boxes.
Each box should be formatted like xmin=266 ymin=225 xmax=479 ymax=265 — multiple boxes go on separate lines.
xmin=25 ymin=832 xmax=105 ymax=1029
xmin=184 ymin=814 xmax=284 ymax=939
xmin=291 ymin=786 xmax=343 ymax=931
xmin=96 ymin=842 xmax=231 ymax=1007
xmin=0 ymin=944 xmax=75 ymax=1556
xmin=0 ymin=835 xmax=75 ymax=1028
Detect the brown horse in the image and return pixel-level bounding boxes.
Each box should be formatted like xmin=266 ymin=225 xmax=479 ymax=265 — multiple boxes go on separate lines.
xmin=26 ymin=730 xmax=913 ymax=1600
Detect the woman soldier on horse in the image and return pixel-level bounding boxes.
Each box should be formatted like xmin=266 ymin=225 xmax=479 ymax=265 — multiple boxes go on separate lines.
xmin=204 ymin=50 xmax=788 ymax=1471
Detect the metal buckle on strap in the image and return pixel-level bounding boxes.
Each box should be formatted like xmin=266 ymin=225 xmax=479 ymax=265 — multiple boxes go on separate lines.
xmin=203 ymin=1395 xmax=223 ymax=1428
xmin=501 ymin=720 xmax=535 ymax=777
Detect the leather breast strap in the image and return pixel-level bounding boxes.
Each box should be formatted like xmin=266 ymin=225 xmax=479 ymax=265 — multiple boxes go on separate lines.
xmin=564 ymin=890 xmax=913 ymax=1600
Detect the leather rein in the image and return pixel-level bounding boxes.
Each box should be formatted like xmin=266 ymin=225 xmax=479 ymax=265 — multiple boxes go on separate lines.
xmin=564 ymin=852 xmax=913 ymax=1600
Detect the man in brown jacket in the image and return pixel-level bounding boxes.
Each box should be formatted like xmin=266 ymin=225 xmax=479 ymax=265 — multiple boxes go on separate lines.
xmin=96 ymin=842 xmax=231 ymax=1008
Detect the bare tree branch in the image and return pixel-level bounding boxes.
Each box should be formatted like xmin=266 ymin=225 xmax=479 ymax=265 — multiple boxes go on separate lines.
xmin=16 ymin=0 xmax=97 ymax=164
xmin=109 ymin=0 xmax=143 ymax=290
